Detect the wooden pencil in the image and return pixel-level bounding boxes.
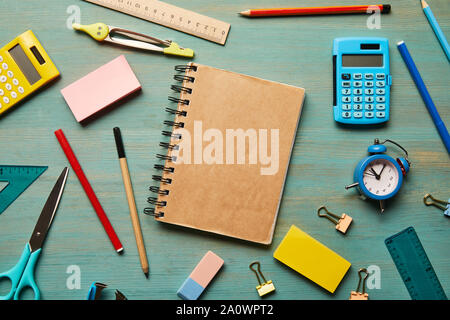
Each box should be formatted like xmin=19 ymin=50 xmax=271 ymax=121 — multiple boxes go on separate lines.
xmin=113 ymin=127 xmax=149 ymax=277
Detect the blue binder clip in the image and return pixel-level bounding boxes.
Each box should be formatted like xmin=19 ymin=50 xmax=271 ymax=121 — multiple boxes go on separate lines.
xmin=424 ymin=194 xmax=450 ymax=217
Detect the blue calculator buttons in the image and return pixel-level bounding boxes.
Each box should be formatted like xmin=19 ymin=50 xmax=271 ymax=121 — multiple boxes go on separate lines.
xmin=342 ymin=73 xmax=351 ymax=80
xmin=342 ymin=88 xmax=351 ymax=95
xmin=376 ymin=73 xmax=385 ymax=80
xmin=342 ymin=111 xmax=351 ymax=118
xmin=342 ymin=104 xmax=351 ymax=110
xmin=353 ymin=73 xmax=362 ymax=80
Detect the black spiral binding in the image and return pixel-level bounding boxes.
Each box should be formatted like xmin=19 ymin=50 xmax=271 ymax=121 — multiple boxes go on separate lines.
xmin=144 ymin=64 xmax=197 ymax=218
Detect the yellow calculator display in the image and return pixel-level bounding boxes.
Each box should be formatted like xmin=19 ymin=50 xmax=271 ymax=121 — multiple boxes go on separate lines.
xmin=0 ymin=30 xmax=59 ymax=116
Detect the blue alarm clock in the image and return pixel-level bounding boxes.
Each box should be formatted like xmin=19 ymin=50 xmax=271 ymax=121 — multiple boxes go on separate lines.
xmin=345 ymin=139 xmax=410 ymax=212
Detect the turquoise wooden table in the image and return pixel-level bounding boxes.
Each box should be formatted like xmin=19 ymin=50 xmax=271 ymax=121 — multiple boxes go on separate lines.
xmin=0 ymin=0 xmax=449 ymax=300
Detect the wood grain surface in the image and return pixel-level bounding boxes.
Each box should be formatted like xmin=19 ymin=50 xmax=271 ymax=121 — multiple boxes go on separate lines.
xmin=0 ymin=0 xmax=448 ymax=300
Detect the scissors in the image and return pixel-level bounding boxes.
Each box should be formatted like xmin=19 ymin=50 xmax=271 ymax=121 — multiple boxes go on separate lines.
xmin=0 ymin=167 xmax=69 ymax=300
xmin=72 ymin=22 xmax=194 ymax=58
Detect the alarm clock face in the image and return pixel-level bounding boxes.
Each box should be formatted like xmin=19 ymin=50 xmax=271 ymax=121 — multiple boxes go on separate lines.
xmin=358 ymin=155 xmax=403 ymax=200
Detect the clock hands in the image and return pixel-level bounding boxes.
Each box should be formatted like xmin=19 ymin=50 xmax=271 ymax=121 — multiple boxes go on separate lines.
xmin=368 ymin=164 xmax=386 ymax=180
xmin=378 ymin=164 xmax=387 ymax=177
xmin=370 ymin=168 xmax=380 ymax=179
xmin=364 ymin=171 xmax=376 ymax=177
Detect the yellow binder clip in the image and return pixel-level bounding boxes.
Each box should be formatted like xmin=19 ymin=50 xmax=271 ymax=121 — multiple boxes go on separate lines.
xmin=317 ymin=206 xmax=353 ymax=234
xmin=249 ymin=262 xmax=275 ymax=297
xmin=349 ymin=268 xmax=369 ymax=300
xmin=72 ymin=22 xmax=194 ymax=58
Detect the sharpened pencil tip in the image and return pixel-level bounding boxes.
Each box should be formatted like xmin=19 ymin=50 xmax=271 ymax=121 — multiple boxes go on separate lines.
xmin=239 ymin=10 xmax=250 ymax=16
xmin=144 ymin=272 xmax=149 ymax=278
xmin=421 ymin=0 xmax=428 ymax=9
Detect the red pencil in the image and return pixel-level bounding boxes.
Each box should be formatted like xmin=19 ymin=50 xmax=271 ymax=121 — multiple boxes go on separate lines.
xmin=239 ymin=4 xmax=391 ymax=17
xmin=54 ymin=129 xmax=124 ymax=254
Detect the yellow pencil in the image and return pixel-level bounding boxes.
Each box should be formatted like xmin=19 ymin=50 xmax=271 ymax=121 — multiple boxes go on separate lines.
xmin=113 ymin=127 xmax=149 ymax=277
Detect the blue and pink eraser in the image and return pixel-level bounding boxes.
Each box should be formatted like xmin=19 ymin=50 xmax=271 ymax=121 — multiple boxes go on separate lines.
xmin=177 ymin=251 xmax=224 ymax=300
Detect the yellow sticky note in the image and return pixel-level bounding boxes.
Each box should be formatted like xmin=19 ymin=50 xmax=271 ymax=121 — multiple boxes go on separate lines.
xmin=273 ymin=225 xmax=351 ymax=293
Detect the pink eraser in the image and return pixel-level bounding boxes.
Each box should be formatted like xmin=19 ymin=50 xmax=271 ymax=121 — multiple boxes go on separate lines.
xmin=61 ymin=55 xmax=141 ymax=122
xmin=189 ymin=251 xmax=224 ymax=288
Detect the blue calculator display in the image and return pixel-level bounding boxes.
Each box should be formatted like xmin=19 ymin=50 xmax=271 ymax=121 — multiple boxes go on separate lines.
xmin=333 ymin=37 xmax=392 ymax=124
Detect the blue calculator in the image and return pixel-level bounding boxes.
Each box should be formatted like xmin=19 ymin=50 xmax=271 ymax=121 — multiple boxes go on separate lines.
xmin=333 ymin=37 xmax=392 ymax=124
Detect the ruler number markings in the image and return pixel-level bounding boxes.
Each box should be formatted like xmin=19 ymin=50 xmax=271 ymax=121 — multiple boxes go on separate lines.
xmin=85 ymin=0 xmax=229 ymax=44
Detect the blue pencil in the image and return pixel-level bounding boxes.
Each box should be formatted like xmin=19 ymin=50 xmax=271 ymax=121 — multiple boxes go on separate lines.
xmin=421 ymin=0 xmax=450 ymax=61
xmin=397 ymin=41 xmax=450 ymax=153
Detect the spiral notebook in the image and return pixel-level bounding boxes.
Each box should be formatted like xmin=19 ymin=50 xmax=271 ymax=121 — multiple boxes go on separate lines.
xmin=146 ymin=63 xmax=305 ymax=244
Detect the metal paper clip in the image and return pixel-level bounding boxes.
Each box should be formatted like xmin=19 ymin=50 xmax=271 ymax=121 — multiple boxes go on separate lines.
xmin=317 ymin=206 xmax=353 ymax=234
xmin=249 ymin=262 xmax=275 ymax=297
xmin=349 ymin=268 xmax=369 ymax=300
xmin=87 ymin=282 xmax=128 ymax=300
xmin=423 ymin=194 xmax=450 ymax=217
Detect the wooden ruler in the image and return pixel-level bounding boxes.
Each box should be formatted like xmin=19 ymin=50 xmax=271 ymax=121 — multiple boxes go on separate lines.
xmin=83 ymin=0 xmax=230 ymax=45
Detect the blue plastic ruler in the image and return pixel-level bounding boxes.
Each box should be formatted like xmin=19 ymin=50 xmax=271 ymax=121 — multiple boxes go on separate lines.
xmin=385 ymin=226 xmax=447 ymax=300
xmin=0 ymin=165 xmax=47 ymax=215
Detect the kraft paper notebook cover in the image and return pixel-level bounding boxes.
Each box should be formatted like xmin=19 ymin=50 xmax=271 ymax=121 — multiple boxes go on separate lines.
xmin=273 ymin=225 xmax=351 ymax=293
xmin=146 ymin=63 xmax=305 ymax=244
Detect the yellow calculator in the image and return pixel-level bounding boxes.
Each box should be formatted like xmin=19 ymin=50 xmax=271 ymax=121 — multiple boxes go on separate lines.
xmin=0 ymin=30 xmax=59 ymax=116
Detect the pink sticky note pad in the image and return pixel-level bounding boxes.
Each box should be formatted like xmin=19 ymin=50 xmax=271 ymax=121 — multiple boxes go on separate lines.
xmin=61 ymin=55 xmax=141 ymax=122
xmin=190 ymin=251 xmax=224 ymax=288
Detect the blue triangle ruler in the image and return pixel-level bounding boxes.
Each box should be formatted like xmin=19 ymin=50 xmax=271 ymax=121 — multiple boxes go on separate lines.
xmin=385 ymin=226 xmax=447 ymax=300
xmin=0 ymin=165 xmax=48 ymax=215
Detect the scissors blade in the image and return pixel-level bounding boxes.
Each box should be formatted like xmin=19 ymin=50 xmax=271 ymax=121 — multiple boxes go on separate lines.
xmin=28 ymin=168 xmax=69 ymax=252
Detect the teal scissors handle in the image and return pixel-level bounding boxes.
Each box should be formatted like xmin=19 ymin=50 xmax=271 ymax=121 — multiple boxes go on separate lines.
xmin=0 ymin=243 xmax=41 ymax=300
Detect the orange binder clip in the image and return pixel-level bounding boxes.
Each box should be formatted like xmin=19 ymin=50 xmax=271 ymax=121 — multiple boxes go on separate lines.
xmin=349 ymin=268 xmax=369 ymax=300
xmin=317 ymin=206 xmax=353 ymax=234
